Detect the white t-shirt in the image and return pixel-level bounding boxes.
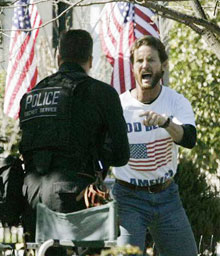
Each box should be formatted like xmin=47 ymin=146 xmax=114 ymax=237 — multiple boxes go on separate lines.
xmin=112 ymin=86 xmax=195 ymax=186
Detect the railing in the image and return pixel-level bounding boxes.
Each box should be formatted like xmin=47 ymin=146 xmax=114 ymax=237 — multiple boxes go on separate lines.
xmin=147 ymin=236 xmax=220 ymax=256
xmin=197 ymin=235 xmax=220 ymax=256
xmin=0 ymin=229 xmax=219 ymax=256
xmin=0 ymin=177 xmax=219 ymax=256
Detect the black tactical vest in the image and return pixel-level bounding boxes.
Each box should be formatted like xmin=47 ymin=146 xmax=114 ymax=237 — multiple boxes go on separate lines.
xmin=19 ymin=72 xmax=88 ymax=156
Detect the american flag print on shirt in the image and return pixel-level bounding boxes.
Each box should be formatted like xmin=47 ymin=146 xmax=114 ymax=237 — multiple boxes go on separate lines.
xmin=128 ymin=137 xmax=173 ymax=172
xmin=99 ymin=2 xmax=159 ymax=94
xmin=4 ymin=0 xmax=42 ymax=119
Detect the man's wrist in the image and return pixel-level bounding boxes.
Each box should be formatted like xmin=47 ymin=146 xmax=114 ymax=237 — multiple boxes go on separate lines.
xmin=159 ymin=117 xmax=171 ymax=128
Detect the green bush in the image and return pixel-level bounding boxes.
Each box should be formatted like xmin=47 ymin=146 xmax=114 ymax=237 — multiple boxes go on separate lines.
xmin=0 ymin=71 xmax=20 ymax=156
xmin=169 ymin=23 xmax=220 ymax=173
xmin=169 ymin=15 xmax=220 ymax=253
xmin=175 ymin=158 xmax=220 ymax=251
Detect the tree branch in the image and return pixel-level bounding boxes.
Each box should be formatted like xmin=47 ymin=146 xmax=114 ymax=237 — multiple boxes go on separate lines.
xmin=0 ymin=0 xmax=84 ymax=32
xmin=191 ymin=0 xmax=207 ymax=19
xmin=0 ymin=0 xmax=192 ymax=7
xmin=2 ymin=0 xmax=219 ymax=36
xmin=64 ymin=0 xmax=220 ymax=36
xmin=190 ymin=0 xmax=220 ymax=59
xmin=137 ymin=1 xmax=220 ymax=36
xmin=1 ymin=0 xmax=220 ymax=59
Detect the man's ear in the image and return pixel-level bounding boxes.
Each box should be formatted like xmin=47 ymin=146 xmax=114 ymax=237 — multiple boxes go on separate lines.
xmin=162 ymin=60 xmax=168 ymax=72
xmin=89 ymin=56 xmax=93 ymax=69
xmin=57 ymin=54 xmax=63 ymax=67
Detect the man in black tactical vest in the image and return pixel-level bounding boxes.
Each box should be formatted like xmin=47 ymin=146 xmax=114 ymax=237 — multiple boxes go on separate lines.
xmin=19 ymin=29 xmax=130 ymax=254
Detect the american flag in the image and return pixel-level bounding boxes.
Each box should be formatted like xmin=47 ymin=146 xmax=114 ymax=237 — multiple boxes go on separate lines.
xmin=128 ymin=137 xmax=173 ymax=172
xmin=4 ymin=0 xmax=42 ymax=119
xmin=99 ymin=2 xmax=159 ymax=94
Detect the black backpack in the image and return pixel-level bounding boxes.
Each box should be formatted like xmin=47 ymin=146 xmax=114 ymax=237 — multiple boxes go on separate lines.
xmin=0 ymin=155 xmax=24 ymax=225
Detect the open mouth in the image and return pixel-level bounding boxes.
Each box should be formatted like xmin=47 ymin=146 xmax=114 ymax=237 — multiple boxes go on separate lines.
xmin=142 ymin=73 xmax=152 ymax=80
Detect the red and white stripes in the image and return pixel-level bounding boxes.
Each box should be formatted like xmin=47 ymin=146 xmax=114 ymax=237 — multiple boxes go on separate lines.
xmin=4 ymin=0 xmax=42 ymax=119
xmin=100 ymin=2 xmax=159 ymax=95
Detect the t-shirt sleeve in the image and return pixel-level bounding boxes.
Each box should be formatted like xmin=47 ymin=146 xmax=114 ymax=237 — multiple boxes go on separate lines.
xmin=172 ymin=94 xmax=196 ymax=127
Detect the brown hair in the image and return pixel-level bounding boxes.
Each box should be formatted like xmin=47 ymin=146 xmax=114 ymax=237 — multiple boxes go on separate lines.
xmin=130 ymin=35 xmax=168 ymax=64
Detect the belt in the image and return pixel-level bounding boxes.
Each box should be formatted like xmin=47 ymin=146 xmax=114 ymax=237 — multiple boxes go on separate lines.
xmin=116 ymin=179 xmax=173 ymax=193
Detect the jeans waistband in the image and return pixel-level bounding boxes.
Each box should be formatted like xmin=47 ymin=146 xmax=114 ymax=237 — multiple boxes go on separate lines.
xmin=115 ymin=179 xmax=173 ymax=193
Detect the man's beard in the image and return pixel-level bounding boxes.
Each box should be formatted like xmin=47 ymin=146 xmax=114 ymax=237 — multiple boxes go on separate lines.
xmin=151 ymin=69 xmax=164 ymax=89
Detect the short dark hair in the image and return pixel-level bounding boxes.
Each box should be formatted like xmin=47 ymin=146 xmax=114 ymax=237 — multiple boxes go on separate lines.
xmin=59 ymin=29 xmax=93 ymax=65
xmin=130 ymin=35 xmax=168 ymax=64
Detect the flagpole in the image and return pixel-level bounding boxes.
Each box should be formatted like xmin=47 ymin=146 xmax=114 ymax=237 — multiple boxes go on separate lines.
xmin=90 ymin=2 xmax=116 ymax=41
xmin=90 ymin=4 xmax=105 ymax=36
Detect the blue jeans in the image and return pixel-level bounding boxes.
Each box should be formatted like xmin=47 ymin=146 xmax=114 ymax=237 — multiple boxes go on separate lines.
xmin=112 ymin=181 xmax=198 ymax=256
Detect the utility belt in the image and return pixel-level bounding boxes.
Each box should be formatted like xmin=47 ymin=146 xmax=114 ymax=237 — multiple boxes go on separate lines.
xmin=23 ymin=150 xmax=93 ymax=179
xmin=116 ymin=178 xmax=173 ymax=193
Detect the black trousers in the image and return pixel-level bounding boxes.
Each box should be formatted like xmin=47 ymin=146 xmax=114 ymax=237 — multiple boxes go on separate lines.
xmin=22 ymin=164 xmax=93 ymax=255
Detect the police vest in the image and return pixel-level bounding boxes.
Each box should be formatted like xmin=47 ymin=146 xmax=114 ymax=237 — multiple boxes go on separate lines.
xmin=19 ymin=72 xmax=88 ymax=156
